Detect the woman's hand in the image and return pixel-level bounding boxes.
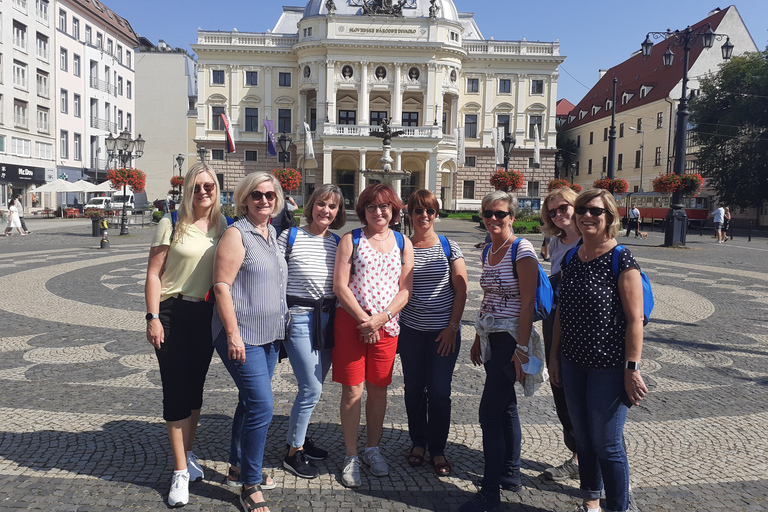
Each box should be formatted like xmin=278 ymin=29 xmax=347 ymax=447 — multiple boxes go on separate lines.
xmin=549 ymin=356 xmax=562 ymax=387
xmin=358 ymin=312 xmax=387 ymax=336
xmin=511 ymin=351 xmax=526 ymax=383
xmin=435 ymin=327 xmax=457 ymax=356
xmin=470 ymin=335 xmax=482 ymax=366
xmin=146 ymin=319 xmax=164 ymax=349
xmin=227 ymin=333 xmax=246 ymax=364
xmin=625 ymin=369 xmax=648 ymax=406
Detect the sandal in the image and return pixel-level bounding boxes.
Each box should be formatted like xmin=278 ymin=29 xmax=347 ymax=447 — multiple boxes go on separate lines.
xmin=406 ymin=446 xmax=425 ymax=467
xmin=240 ymin=484 xmax=269 ymax=512
xmin=227 ymin=467 xmax=276 ymax=490
xmin=433 ymin=457 xmax=452 ymax=477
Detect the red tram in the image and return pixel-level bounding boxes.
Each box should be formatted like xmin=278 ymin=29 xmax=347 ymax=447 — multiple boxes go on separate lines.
xmin=616 ymin=192 xmax=710 ymax=224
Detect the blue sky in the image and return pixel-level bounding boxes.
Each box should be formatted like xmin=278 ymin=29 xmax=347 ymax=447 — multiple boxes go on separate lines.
xmin=109 ymin=0 xmax=768 ymax=104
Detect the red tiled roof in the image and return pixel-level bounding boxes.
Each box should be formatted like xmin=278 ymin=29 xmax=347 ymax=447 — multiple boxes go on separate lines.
xmin=556 ymin=98 xmax=576 ymax=117
xmin=66 ymin=0 xmax=138 ymax=46
xmin=562 ymin=7 xmax=729 ymax=130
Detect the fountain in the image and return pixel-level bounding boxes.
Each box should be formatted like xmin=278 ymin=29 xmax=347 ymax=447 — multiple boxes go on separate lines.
xmin=359 ymin=118 xmax=412 ymax=186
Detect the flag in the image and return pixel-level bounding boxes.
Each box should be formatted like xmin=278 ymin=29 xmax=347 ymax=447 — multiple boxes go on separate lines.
xmin=303 ymin=122 xmax=317 ymax=169
xmin=457 ymin=130 xmax=465 ymax=164
xmin=221 ymin=113 xmax=236 ymax=153
xmin=533 ymin=124 xmax=541 ymax=167
xmin=493 ymin=127 xmax=505 ymax=166
xmin=264 ymin=119 xmax=277 ymax=157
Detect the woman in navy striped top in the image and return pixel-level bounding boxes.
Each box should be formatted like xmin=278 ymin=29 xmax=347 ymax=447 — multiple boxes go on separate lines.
xmin=399 ymin=189 xmax=467 ymax=477
xmin=211 ymin=173 xmax=287 ymax=512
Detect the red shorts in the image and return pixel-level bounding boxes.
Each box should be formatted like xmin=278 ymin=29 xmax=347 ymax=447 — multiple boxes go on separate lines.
xmin=332 ymin=307 xmax=398 ymax=387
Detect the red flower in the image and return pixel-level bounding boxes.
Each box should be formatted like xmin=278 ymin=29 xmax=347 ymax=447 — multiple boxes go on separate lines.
xmin=170 ymin=176 xmax=185 ymax=188
xmin=548 ymin=179 xmax=571 ymax=191
xmin=593 ymin=177 xmax=628 ymax=194
xmin=490 ymin=169 xmax=525 ymax=192
xmin=272 ymin=167 xmax=302 ymax=192
xmin=107 ymin=168 xmax=146 ymax=193
xmin=570 ymin=183 xmax=583 ymax=193
xmin=652 ymin=173 xmax=681 ymax=194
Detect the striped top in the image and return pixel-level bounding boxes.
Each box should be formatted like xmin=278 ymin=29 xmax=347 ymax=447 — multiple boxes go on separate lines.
xmin=400 ymin=239 xmax=463 ymax=331
xmin=276 ymin=227 xmax=338 ymax=301
xmin=340 ymin=230 xmax=402 ymax=336
xmin=212 ymin=217 xmax=288 ymax=346
xmin=479 ymin=238 xmax=537 ymax=319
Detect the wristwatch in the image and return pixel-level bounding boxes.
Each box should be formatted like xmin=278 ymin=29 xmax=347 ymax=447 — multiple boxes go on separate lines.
xmin=515 ymin=343 xmax=529 ymax=354
xmin=449 ymin=323 xmax=459 ymax=333
xmin=145 ymin=312 xmax=159 ymax=321
xmin=624 ymin=360 xmax=640 ymax=370
xmin=384 ymin=309 xmax=393 ymax=321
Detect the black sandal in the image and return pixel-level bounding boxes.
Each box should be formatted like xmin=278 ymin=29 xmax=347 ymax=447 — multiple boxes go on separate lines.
xmin=240 ymin=485 xmax=269 ymax=512
xmin=406 ymin=446 xmax=425 ymax=467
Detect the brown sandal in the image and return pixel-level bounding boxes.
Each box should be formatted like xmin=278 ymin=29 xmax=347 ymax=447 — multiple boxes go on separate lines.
xmin=240 ymin=485 xmax=269 ymax=512
xmin=433 ymin=458 xmax=452 ymax=477
xmin=406 ymin=446 xmax=425 ymax=467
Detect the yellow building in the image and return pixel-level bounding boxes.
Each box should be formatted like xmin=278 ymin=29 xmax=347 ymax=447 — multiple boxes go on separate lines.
xmin=192 ymin=0 xmax=564 ymax=210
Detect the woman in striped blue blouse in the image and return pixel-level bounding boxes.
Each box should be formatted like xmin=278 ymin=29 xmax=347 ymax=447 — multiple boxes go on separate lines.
xmin=211 ymin=173 xmax=287 ymax=512
xmin=399 ymin=189 xmax=468 ymax=477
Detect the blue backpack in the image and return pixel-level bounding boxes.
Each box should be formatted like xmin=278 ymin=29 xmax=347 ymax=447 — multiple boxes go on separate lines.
xmin=482 ymin=238 xmax=554 ymax=322
xmin=351 ymin=228 xmax=404 ymax=274
xmin=564 ymin=244 xmax=654 ymax=325
xmin=284 ymin=226 xmax=340 ymax=262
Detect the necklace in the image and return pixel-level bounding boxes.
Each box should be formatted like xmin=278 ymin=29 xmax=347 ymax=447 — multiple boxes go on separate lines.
xmin=489 ymin=231 xmax=513 ymax=255
xmin=368 ymin=229 xmax=391 ymax=242
xmin=580 ymin=239 xmax=611 ymax=261
xmin=246 ymin=215 xmax=268 ymax=232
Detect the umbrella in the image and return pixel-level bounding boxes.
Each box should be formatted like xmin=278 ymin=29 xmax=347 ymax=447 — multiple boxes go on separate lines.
xmin=34 ymin=179 xmax=88 ymax=192
xmin=74 ymin=180 xmax=98 ymax=191
xmin=91 ymin=181 xmax=119 ymax=193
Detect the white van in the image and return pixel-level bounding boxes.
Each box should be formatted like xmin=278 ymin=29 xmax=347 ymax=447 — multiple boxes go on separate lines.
xmin=111 ymin=192 xmax=135 ymax=210
xmin=84 ymin=197 xmax=113 ymax=211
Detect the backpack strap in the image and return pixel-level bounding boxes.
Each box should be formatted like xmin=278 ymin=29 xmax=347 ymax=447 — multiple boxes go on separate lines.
xmin=563 ymin=245 xmax=579 ymax=269
xmin=510 ymin=237 xmax=522 ymax=279
xmin=612 ymin=244 xmax=626 ymax=277
xmin=284 ymin=227 xmax=298 ymax=262
xmin=438 ymin=234 xmax=451 ymax=260
xmin=169 ymin=211 xmax=178 ymax=241
xmin=394 ymin=230 xmax=405 ymax=266
xmin=481 ymin=243 xmax=491 ymax=264
xmin=331 ymin=232 xmax=340 ymax=244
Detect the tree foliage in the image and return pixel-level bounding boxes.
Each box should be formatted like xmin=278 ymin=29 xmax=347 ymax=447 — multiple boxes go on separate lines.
xmin=690 ymin=48 xmax=768 ymax=208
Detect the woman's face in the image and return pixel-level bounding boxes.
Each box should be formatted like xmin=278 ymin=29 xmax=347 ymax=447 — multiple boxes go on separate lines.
xmin=364 ymin=196 xmax=392 ymax=229
xmin=547 ymin=197 xmax=574 ymax=231
xmin=247 ymin=180 xmax=276 ymax=219
xmin=483 ymin=200 xmax=513 ymax=237
xmin=575 ymin=197 xmax=609 ymax=238
xmin=193 ymin=172 xmax=216 ymax=210
xmin=411 ymin=203 xmax=436 ymax=234
xmin=311 ymin=194 xmax=339 ymax=230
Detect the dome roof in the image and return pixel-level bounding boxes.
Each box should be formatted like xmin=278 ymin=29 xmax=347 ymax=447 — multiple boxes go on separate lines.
xmin=303 ymin=0 xmax=460 ymax=23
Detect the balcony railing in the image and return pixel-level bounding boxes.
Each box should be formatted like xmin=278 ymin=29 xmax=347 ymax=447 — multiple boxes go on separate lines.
xmin=90 ymin=157 xmax=109 ymax=170
xmin=90 ymin=117 xmax=117 ymax=132
xmin=196 ymin=31 xmax=298 ymax=48
xmin=463 ymin=40 xmax=560 ymax=56
xmin=323 ymin=124 xmax=442 ymax=139
xmin=89 ymin=76 xmax=117 ymax=95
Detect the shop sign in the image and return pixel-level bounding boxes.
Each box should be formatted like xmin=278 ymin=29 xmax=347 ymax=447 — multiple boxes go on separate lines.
xmin=0 ymin=164 xmax=47 ymax=182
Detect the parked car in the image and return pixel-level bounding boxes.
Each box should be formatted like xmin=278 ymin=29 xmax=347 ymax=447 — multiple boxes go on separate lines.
xmin=84 ymin=197 xmax=113 ymax=211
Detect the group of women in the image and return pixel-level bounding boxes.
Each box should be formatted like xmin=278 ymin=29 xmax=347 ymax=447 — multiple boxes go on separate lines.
xmin=144 ymin=163 xmax=647 ymax=512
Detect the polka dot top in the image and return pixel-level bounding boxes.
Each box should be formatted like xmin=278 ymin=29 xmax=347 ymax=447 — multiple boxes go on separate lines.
xmin=559 ymin=246 xmax=638 ymax=370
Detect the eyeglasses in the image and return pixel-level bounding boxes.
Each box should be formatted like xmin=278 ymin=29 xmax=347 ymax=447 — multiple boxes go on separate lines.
xmin=413 ymin=208 xmax=436 ymax=216
xmin=574 ymin=206 xmax=607 ymax=216
xmin=482 ymin=210 xmax=511 ymax=219
xmin=250 ymin=190 xmax=276 ymax=201
xmin=365 ymin=203 xmax=390 ymax=213
xmin=194 ymin=183 xmax=216 ymax=194
xmin=547 ymin=204 xmax=571 ymax=218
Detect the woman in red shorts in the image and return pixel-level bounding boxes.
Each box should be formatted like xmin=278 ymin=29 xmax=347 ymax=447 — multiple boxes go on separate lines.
xmin=332 ymin=183 xmax=414 ymax=488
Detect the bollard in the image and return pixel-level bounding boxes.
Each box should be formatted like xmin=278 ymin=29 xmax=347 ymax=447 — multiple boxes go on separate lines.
xmin=749 ymin=221 xmax=752 ymax=242
xmin=100 ymin=220 xmax=110 ymax=249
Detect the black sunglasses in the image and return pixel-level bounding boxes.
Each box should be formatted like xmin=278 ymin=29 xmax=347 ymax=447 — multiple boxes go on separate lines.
xmin=194 ymin=183 xmax=216 ymax=194
xmin=250 ymin=190 xmax=277 ymax=201
xmin=482 ymin=210 xmax=511 ymax=219
xmin=413 ymin=208 xmax=436 ymax=216
xmin=574 ymin=206 xmax=607 ymax=216
xmin=547 ymin=204 xmax=571 ymax=218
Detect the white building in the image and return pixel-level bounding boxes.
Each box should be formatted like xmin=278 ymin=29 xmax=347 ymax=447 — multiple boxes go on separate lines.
xmin=0 ymin=0 xmax=57 ymax=207
xmin=192 ymin=0 xmax=564 ymax=210
xmin=134 ymin=37 xmax=198 ymax=202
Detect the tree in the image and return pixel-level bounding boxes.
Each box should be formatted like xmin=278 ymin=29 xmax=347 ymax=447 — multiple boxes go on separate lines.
xmin=690 ymin=48 xmax=768 ymax=209
xmin=556 ymin=131 xmax=579 ymax=179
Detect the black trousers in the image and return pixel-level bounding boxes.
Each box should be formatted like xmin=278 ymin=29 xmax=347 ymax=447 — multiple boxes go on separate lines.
xmin=542 ymin=311 xmax=577 ymax=454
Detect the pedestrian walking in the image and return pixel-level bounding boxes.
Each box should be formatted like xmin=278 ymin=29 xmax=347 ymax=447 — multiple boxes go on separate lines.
xmin=144 ymin=163 xmax=227 ymax=507
xmin=625 ymin=204 xmax=640 ymax=237
xmin=722 ymin=207 xmax=731 ymax=242
xmin=15 ymin=194 xmax=31 ymax=234
xmin=709 ymin=205 xmax=725 ymax=243
xmin=4 ymin=198 xmax=26 ymax=236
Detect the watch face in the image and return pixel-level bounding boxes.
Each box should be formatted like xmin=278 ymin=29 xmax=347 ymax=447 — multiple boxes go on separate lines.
xmin=145 ymin=313 xmax=155 ymax=321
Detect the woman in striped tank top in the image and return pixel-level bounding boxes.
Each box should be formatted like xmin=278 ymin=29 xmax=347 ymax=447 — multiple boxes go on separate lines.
xmin=211 ymin=173 xmax=287 ymax=512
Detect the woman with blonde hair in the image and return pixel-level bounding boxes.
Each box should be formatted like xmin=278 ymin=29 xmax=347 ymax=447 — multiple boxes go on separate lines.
xmin=144 ymin=163 xmax=227 ymax=507
xmin=212 ymin=172 xmax=286 ymax=512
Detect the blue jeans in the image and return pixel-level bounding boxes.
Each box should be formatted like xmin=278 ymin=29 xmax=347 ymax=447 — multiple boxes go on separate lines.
xmin=478 ymin=332 xmax=521 ymax=494
xmin=560 ymin=355 xmax=629 ymax=512
xmin=398 ymin=324 xmax=460 ymax=457
xmin=284 ymin=309 xmax=332 ymax=448
xmin=214 ymin=330 xmax=279 ymax=486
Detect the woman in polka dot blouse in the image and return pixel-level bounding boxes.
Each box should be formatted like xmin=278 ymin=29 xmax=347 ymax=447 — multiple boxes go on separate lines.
xmin=549 ymin=188 xmax=648 ymax=512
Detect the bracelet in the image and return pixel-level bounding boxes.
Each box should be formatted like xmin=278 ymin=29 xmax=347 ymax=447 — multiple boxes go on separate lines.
xmin=449 ymin=323 xmax=459 ymax=333
xmin=384 ymin=309 xmax=393 ymax=321
xmin=515 ymin=344 xmax=529 ymax=354
xmin=213 ymin=282 xmax=231 ymax=291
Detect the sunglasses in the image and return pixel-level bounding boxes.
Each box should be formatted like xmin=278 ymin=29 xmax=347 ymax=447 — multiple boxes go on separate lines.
xmin=365 ymin=203 xmax=390 ymax=213
xmin=413 ymin=208 xmax=436 ymax=216
xmin=194 ymin=183 xmax=216 ymax=194
xmin=250 ymin=190 xmax=276 ymax=201
xmin=574 ymin=206 xmax=607 ymax=216
xmin=547 ymin=204 xmax=571 ymax=218
xmin=482 ymin=210 xmax=511 ymax=219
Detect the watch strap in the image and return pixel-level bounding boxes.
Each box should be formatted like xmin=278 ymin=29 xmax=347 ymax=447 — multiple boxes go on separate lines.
xmin=624 ymin=360 xmax=640 ymax=370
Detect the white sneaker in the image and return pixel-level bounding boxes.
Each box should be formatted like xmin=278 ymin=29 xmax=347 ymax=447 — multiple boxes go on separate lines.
xmin=341 ymin=456 xmax=362 ymax=488
xmin=186 ymin=451 xmax=204 ymax=482
xmin=361 ymin=447 xmax=389 ymax=477
xmin=168 ymin=470 xmax=190 ymax=507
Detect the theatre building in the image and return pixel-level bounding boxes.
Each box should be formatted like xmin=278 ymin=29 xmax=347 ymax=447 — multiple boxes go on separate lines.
xmin=192 ymin=0 xmax=564 ymax=210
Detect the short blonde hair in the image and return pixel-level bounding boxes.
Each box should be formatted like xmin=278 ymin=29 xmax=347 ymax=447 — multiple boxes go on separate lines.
xmin=233 ymin=172 xmax=284 ymax=218
xmin=573 ymin=188 xmax=622 ymax=239
xmin=541 ymin=187 xmax=578 ymax=238
xmin=481 ymin=190 xmax=518 ymax=218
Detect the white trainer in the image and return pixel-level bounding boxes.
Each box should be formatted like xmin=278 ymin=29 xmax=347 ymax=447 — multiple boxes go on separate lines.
xmin=168 ymin=470 xmax=190 ymax=507
xmin=341 ymin=456 xmax=362 ymax=488
xmin=186 ymin=451 xmax=204 ymax=482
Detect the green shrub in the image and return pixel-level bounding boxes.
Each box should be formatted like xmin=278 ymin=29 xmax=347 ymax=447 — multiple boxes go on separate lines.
xmin=472 ymin=214 xmax=482 ymax=222
xmin=221 ymin=205 xmax=236 ymax=219
xmin=514 ymin=225 xmax=529 ymax=234
xmin=152 ymin=211 xmax=164 ymax=223
xmin=531 ymin=225 xmax=541 ymax=234
xmin=438 ymin=210 xmax=450 ymax=218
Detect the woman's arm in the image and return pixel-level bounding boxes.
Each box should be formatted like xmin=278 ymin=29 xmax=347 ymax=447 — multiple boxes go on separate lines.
xmin=212 ymin=227 xmax=246 ymax=363
xmin=549 ymin=306 xmax=562 ymax=387
xmin=619 ymin=266 xmax=648 ymax=406
xmin=512 ymin=255 xmax=538 ymax=382
xmin=435 ymin=256 xmax=468 ymax=356
xmin=144 ymin=245 xmax=169 ymax=349
xmin=333 ymin=232 xmax=371 ymax=324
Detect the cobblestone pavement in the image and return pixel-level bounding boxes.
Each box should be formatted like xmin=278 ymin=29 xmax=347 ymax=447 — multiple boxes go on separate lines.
xmin=1 ymin=217 xmax=767 ymax=511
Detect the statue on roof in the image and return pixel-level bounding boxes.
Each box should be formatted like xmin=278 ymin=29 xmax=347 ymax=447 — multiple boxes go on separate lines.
xmin=325 ymin=0 xmax=336 ymax=14
xmin=429 ymin=0 xmax=440 ymax=19
xmin=360 ymin=0 xmax=405 ymax=16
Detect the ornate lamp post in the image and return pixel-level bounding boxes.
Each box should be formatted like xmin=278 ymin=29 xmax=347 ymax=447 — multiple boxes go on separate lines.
xmin=278 ymin=134 xmax=292 ymax=164
xmin=105 ymin=130 xmax=145 ymax=235
xmin=642 ymin=24 xmax=734 ymax=246
xmin=501 ymin=133 xmax=516 ymax=171
xmin=197 ymin=146 xmax=207 ymax=163
xmin=555 ymin=152 xmax=564 ymax=180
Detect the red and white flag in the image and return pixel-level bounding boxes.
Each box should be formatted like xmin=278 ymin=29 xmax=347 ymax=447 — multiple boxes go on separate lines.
xmin=221 ymin=113 xmax=236 ymax=153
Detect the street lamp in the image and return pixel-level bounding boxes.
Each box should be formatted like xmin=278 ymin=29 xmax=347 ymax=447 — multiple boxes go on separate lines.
xmin=105 ymin=130 xmax=145 ymax=236
xmin=501 ymin=133 xmax=516 ymax=170
xmin=197 ymin=146 xmax=207 ymax=163
xmin=628 ymin=126 xmax=645 ymax=192
xmin=278 ymin=134 xmax=292 ymax=164
xmin=175 ymin=153 xmax=185 ymax=198
xmin=642 ymin=23 xmax=734 ymax=246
